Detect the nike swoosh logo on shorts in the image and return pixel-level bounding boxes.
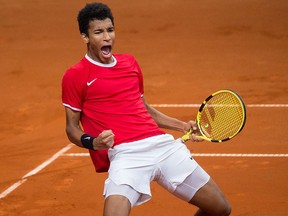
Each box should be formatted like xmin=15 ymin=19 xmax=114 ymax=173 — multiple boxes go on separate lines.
xmin=87 ymin=78 xmax=97 ymax=86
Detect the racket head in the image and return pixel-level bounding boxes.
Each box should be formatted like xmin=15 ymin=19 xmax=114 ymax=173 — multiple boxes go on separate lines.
xmin=196 ymin=89 xmax=246 ymax=142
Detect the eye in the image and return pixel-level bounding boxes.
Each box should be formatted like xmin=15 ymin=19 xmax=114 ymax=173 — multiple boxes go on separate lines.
xmin=108 ymin=27 xmax=114 ymax=32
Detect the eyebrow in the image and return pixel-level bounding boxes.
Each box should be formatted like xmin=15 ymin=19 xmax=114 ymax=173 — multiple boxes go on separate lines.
xmin=93 ymin=26 xmax=114 ymax=31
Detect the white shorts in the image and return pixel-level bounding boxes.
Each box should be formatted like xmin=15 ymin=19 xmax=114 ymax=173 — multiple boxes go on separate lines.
xmin=103 ymin=134 xmax=210 ymax=206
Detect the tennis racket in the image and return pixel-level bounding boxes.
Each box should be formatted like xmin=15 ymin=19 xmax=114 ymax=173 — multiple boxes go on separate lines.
xmin=181 ymin=89 xmax=246 ymax=142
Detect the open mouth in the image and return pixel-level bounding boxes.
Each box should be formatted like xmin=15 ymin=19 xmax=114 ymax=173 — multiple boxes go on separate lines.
xmin=101 ymin=45 xmax=112 ymax=57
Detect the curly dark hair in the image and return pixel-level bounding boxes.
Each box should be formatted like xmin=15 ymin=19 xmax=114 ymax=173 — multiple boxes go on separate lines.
xmin=77 ymin=2 xmax=114 ymax=35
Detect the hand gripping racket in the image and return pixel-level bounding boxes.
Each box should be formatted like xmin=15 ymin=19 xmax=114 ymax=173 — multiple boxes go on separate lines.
xmin=181 ymin=90 xmax=246 ymax=142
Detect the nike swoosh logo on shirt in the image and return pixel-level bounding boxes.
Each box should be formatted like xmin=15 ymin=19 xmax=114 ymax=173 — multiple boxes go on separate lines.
xmin=87 ymin=78 xmax=97 ymax=86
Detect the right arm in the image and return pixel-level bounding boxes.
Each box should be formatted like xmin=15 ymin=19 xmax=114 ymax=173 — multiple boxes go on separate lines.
xmin=65 ymin=107 xmax=114 ymax=150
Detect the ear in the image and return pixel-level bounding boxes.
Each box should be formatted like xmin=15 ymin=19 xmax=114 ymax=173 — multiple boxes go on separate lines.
xmin=81 ymin=33 xmax=89 ymax=44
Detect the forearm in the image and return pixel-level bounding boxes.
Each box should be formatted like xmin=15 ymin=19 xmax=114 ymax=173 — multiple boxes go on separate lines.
xmin=66 ymin=123 xmax=114 ymax=150
xmin=66 ymin=123 xmax=85 ymax=147
xmin=65 ymin=107 xmax=114 ymax=150
xmin=64 ymin=107 xmax=90 ymax=149
xmin=146 ymin=103 xmax=187 ymax=133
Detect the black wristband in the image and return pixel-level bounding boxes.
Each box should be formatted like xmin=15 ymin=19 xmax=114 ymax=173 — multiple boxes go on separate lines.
xmin=81 ymin=134 xmax=95 ymax=150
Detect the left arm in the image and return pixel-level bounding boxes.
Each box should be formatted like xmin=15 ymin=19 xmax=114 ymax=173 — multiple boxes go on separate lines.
xmin=142 ymin=96 xmax=200 ymax=141
xmin=142 ymin=96 xmax=202 ymax=142
xmin=142 ymin=96 xmax=187 ymax=132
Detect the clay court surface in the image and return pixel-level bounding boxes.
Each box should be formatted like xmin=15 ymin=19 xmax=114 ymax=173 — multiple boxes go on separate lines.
xmin=0 ymin=0 xmax=287 ymax=215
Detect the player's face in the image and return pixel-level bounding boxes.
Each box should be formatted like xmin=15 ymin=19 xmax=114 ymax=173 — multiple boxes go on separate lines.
xmin=83 ymin=18 xmax=115 ymax=64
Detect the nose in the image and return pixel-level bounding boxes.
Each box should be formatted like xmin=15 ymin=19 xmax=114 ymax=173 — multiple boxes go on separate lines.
xmin=103 ymin=31 xmax=111 ymax=41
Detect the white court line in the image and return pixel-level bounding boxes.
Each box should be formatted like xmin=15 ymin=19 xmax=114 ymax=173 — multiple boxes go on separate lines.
xmin=63 ymin=153 xmax=90 ymax=157
xmin=1 ymin=103 xmax=287 ymax=201
xmin=1 ymin=146 xmax=287 ymax=199
xmin=151 ymin=104 xmax=288 ymax=108
xmin=1 ymin=104 xmax=287 ymax=199
xmin=62 ymin=153 xmax=288 ymax=157
xmin=192 ymin=153 xmax=288 ymax=157
xmin=0 ymin=144 xmax=73 ymax=200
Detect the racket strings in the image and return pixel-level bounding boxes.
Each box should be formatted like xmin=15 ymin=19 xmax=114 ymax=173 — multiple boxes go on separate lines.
xmin=199 ymin=92 xmax=245 ymax=140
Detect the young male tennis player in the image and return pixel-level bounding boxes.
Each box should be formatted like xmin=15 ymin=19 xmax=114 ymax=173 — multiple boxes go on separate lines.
xmin=62 ymin=2 xmax=231 ymax=216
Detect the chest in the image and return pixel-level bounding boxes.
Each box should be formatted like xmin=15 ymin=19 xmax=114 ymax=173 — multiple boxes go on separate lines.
xmin=85 ymin=67 xmax=140 ymax=100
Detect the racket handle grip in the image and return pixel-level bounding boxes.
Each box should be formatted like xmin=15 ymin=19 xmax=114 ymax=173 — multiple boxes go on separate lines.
xmin=181 ymin=128 xmax=193 ymax=142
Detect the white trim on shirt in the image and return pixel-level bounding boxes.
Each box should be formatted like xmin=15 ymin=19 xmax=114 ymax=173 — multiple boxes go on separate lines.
xmin=63 ymin=103 xmax=82 ymax=112
xmin=85 ymin=54 xmax=117 ymax=67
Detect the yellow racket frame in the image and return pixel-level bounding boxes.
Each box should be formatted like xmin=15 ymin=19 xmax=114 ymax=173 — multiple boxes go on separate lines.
xmin=181 ymin=90 xmax=246 ymax=142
